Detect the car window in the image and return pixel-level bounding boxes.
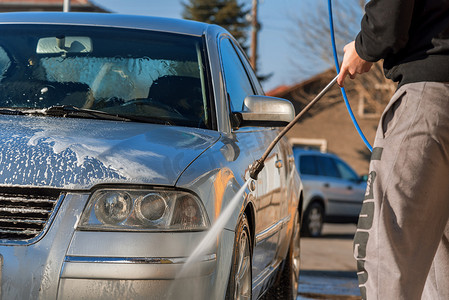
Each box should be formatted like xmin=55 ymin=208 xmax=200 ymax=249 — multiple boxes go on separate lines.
xmin=232 ymin=42 xmax=264 ymax=95
xmin=334 ymin=159 xmax=359 ymax=181
xmin=299 ymin=155 xmax=319 ymax=175
xmin=317 ymin=156 xmax=340 ymax=178
xmin=219 ymin=38 xmax=254 ymax=112
xmin=0 ymin=24 xmax=211 ymax=129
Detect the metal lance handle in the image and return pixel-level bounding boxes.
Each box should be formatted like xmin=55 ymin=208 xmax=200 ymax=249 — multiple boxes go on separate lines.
xmin=249 ymin=74 xmax=338 ymax=180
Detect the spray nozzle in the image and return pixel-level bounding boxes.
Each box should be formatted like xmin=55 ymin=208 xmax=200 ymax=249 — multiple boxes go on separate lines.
xmin=249 ymin=159 xmax=264 ymax=180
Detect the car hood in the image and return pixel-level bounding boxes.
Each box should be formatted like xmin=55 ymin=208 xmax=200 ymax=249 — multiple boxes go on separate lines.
xmin=0 ymin=115 xmax=220 ymax=189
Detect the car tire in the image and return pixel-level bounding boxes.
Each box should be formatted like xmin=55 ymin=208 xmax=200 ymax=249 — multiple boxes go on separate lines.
xmin=302 ymin=201 xmax=324 ymax=237
xmin=262 ymin=211 xmax=301 ymax=300
xmin=225 ymin=213 xmax=252 ymax=300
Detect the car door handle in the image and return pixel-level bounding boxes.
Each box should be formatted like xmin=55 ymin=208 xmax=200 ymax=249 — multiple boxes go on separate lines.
xmin=324 ymin=183 xmax=330 ymax=188
xmin=347 ymin=186 xmax=353 ymax=190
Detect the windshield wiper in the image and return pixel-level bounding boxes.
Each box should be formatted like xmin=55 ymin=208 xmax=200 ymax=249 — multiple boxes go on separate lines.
xmin=0 ymin=105 xmax=173 ymax=125
xmin=0 ymin=108 xmax=25 ymax=115
xmin=42 ymin=105 xmax=132 ymax=122
xmin=35 ymin=105 xmax=173 ymax=125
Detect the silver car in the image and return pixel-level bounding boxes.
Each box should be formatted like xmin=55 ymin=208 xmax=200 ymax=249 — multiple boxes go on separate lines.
xmin=0 ymin=12 xmax=303 ymax=300
xmin=293 ymin=148 xmax=366 ymax=237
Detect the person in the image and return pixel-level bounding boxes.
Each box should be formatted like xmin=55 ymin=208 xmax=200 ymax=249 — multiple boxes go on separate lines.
xmin=337 ymin=0 xmax=449 ymax=299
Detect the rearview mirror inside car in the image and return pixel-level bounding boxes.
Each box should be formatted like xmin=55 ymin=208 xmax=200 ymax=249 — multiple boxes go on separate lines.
xmin=36 ymin=36 xmax=92 ymax=54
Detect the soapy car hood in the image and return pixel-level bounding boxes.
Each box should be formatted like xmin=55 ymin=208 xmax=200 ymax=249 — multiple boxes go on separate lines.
xmin=0 ymin=115 xmax=220 ymax=189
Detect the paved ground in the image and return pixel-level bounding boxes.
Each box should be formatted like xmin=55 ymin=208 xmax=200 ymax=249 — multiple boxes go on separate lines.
xmin=298 ymin=224 xmax=361 ymax=300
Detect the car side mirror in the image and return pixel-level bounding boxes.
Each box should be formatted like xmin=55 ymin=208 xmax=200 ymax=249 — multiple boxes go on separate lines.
xmin=233 ymin=95 xmax=295 ymax=127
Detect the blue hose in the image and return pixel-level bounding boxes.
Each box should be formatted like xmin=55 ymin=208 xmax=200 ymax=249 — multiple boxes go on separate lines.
xmin=327 ymin=0 xmax=373 ymax=152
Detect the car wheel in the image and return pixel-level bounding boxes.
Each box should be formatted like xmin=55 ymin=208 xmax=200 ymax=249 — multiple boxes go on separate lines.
xmin=226 ymin=213 xmax=252 ymax=300
xmin=262 ymin=211 xmax=300 ymax=300
xmin=302 ymin=201 xmax=324 ymax=237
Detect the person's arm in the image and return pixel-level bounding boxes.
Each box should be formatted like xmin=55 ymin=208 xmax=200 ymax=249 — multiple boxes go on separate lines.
xmin=337 ymin=0 xmax=415 ymax=86
xmin=337 ymin=42 xmax=373 ymax=87
xmin=357 ymin=0 xmax=415 ymax=61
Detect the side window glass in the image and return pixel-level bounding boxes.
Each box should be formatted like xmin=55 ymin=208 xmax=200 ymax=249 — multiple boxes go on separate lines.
xmin=335 ymin=159 xmax=359 ymax=181
xmin=219 ymin=38 xmax=254 ymax=112
xmin=317 ymin=156 xmax=340 ymax=178
xmin=299 ymin=155 xmax=318 ymax=175
xmin=232 ymin=42 xmax=264 ymax=95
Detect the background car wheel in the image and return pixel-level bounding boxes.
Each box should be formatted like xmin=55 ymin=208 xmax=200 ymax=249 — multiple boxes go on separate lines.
xmin=262 ymin=211 xmax=300 ymax=300
xmin=302 ymin=201 xmax=324 ymax=237
xmin=226 ymin=213 xmax=252 ymax=300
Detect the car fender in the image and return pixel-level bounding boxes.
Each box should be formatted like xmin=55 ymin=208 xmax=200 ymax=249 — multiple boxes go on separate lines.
xmin=304 ymin=186 xmax=327 ymax=212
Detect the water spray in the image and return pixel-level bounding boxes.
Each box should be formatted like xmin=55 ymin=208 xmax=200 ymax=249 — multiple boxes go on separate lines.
xmin=174 ymin=73 xmax=340 ymax=293
xmin=249 ymin=74 xmax=338 ymax=180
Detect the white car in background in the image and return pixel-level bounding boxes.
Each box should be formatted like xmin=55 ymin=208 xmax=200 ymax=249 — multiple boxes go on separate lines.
xmin=293 ymin=148 xmax=366 ymax=237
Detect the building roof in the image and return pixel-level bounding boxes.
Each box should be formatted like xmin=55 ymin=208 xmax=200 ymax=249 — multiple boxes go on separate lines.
xmin=267 ymin=69 xmax=336 ymax=99
xmin=0 ymin=0 xmax=88 ymax=4
xmin=0 ymin=0 xmax=109 ymax=12
xmin=265 ymin=85 xmax=289 ymax=97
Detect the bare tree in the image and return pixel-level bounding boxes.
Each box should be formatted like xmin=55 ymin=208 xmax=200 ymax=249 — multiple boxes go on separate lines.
xmin=287 ymin=0 xmax=395 ymax=117
xmin=287 ymin=0 xmax=363 ymax=74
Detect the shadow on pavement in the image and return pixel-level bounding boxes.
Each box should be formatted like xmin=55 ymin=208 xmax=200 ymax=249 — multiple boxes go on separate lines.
xmin=317 ymin=223 xmax=357 ymax=240
xmin=298 ymin=270 xmax=361 ymax=300
xmin=318 ymin=232 xmax=355 ymax=240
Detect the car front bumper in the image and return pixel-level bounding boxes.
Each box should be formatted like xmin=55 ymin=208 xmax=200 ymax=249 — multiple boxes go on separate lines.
xmin=0 ymin=193 xmax=233 ymax=300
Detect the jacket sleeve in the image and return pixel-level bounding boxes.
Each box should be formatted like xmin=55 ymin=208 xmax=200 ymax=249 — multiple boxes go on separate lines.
xmin=355 ymin=0 xmax=415 ymax=62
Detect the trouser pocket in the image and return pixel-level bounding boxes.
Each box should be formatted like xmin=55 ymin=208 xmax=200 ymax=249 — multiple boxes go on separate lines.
xmin=380 ymin=88 xmax=407 ymax=139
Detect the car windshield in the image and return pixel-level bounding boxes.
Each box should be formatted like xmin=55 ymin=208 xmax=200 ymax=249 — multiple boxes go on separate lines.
xmin=0 ymin=24 xmax=211 ymax=129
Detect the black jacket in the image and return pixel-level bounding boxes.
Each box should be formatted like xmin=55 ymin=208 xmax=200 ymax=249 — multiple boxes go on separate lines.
xmin=355 ymin=0 xmax=449 ymax=87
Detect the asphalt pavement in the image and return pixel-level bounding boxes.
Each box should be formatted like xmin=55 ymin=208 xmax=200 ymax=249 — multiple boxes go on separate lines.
xmin=298 ymin=224 xmax=361 ymax=300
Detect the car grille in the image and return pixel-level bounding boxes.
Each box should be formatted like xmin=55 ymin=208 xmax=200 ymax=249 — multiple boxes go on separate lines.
xmin=0 ymin=189 xmax=63 ymax=242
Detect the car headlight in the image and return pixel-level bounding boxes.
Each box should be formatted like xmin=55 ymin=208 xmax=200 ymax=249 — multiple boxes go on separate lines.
xmin=78 ymin=188 xmax=209 ymax=231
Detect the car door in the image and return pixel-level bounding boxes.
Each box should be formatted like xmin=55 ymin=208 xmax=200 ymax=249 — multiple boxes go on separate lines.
xmin=331 ymin=157 xmax=365 ymax=216
xmin=218 ymin=36 xmax=282 ymax=282
xmin=316 ymin=155 xmax=364 ymax=219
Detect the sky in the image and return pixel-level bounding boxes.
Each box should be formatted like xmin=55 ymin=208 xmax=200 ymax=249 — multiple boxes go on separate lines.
xmin=90 ymin=0 xmax=331 ymax=92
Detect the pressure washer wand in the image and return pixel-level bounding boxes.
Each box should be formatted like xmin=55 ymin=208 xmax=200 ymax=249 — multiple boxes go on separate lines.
xmin=249 ymin=74 xmax=338 ymax=180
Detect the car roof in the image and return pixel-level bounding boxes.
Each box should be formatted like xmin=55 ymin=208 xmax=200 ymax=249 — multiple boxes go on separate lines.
xmin=0 ymin=12 xmax=213 ymax=37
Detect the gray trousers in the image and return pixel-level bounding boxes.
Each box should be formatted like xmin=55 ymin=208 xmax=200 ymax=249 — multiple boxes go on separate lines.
xmin=354 ymin=82 xmax=449 ymax=300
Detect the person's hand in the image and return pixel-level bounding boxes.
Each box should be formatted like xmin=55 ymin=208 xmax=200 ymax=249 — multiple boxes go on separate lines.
xmin=337 ymin=41 xmax=373 ymax=87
